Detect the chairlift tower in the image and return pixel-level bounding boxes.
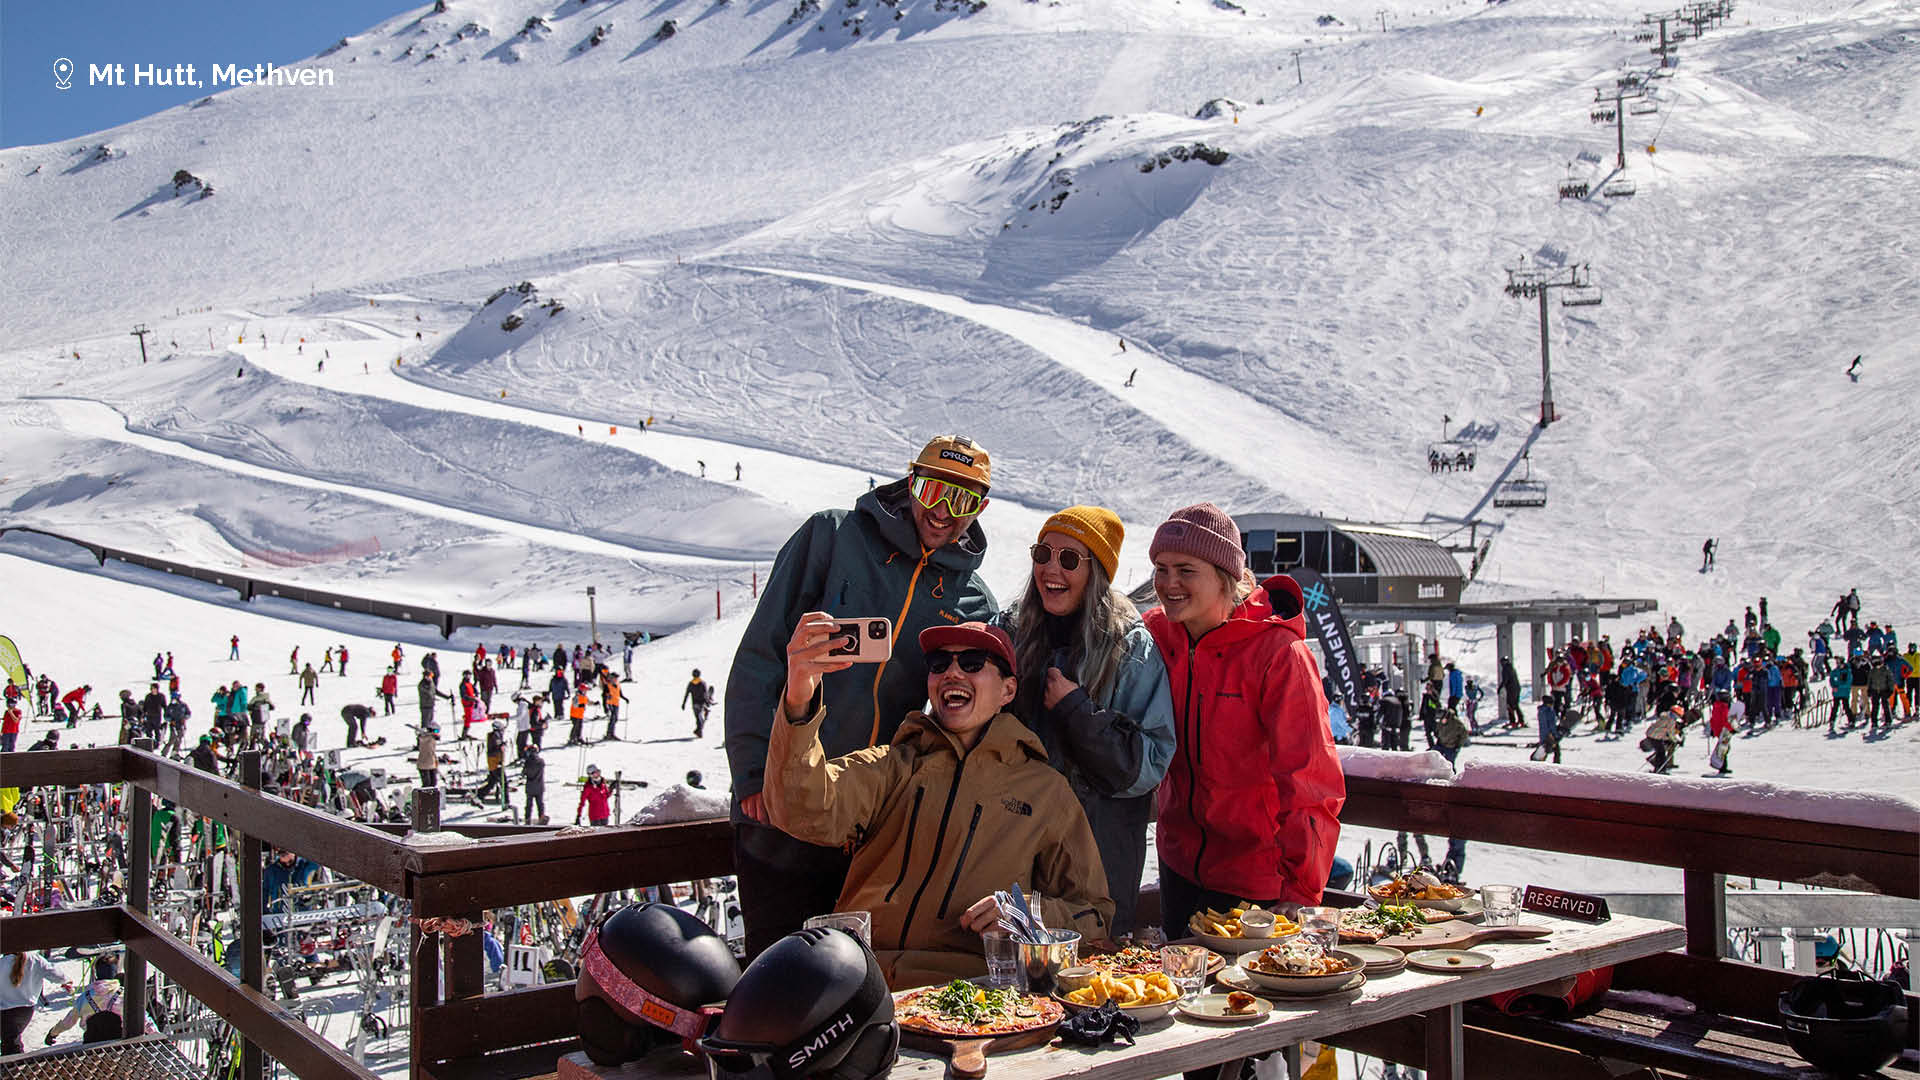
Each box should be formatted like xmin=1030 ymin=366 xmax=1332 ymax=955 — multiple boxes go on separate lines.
xmin=1502 ymin=261 xmax=1600 ymax=427
xmin=130 ymin=324 xmax=152 ymax=364
xmin=1643 ymin=11 xmax=1682 ymax=66
xmin=1591 ymin=82 xmax=1648 ymax=170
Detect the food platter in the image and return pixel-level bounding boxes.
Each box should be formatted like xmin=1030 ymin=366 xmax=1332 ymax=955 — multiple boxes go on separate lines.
xmin=1056 ymin=969 xmax=1182 ymax=1022
xmin=895 ymin=982 xmax=1064 ymax=1078
xmin=1080 ymin=944 xmax=1224 ymax=977
xmin=1185 ymin=905 xmax=1300 ymax=954
xmin=1369 ymin=871 xmax=1475 ymax=911
xmin=894 ymin=981 xmax=1065 ymax=1038
xmin=1215 ymin=963 xmax=1366 ymax=1001
xmin=1236 ymin=947 xmax=1367 ymax=993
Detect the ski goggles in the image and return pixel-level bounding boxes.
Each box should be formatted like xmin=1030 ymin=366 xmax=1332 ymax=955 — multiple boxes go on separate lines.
xmin=1030 ymin=543 xmax=1084 ymax=572
xmin=909 ymin=474 xmax=987 ymax=519
xmin=923 ymin=649 xmax=1010 ymax=677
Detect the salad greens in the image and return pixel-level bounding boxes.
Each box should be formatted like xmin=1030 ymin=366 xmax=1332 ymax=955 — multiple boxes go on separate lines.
xmin=928 ymin=980 xmax=1019 ymax=1024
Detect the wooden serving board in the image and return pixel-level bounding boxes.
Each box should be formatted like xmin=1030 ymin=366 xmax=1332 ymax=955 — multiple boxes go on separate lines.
xmin=1375 ymin=921 xmax=1550 ymax=952
xmin=900 ymin=1020 xmax=1061 ymax=1078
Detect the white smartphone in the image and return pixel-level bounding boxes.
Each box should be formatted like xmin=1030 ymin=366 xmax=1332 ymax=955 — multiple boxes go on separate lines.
xmin=825 ymin=617 xmax=893 ymax=663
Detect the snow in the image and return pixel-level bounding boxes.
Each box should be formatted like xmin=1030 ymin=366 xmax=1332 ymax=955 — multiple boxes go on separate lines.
xmin=628 ymin=782 xmax=732 ymax=824
xmin=1340 ymin=746 xmax=1458 ymax=781
xmin=1 ymin=0 xmax=1917 ymax=1062
xmin=1454 ymin=761 xmax=1920 ymax=833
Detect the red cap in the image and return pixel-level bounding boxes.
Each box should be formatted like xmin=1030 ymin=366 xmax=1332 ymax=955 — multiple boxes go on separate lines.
xmin=918 ymin=622 xmax=1017 ymax=677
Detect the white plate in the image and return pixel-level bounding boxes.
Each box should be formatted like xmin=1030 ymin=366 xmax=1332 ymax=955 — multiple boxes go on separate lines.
xmin=1178 ymin=994 xmax=1272 ymax=1023
xmin=1406 ymin=949 xmax=1496 ymax=973
xmin=1216 ymin=964 xmax=1367 ymax=999
xmin=1342 ymin=944 xmax=1408 ymax=973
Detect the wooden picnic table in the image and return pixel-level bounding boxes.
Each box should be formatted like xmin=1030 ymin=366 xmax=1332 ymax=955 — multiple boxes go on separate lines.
xmin=559 ymin=912 xmax=1685 ymax=1080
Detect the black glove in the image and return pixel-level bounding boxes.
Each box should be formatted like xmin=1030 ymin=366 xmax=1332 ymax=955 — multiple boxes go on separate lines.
xmin=1057 ymin=1001 xmax=1141 ymax=1047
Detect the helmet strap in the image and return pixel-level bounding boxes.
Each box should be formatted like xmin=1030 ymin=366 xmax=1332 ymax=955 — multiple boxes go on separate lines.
xmin=582 ymin=927 xmax=716 ymax=1041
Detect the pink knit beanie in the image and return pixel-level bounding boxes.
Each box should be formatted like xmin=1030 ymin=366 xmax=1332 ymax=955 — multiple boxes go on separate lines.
xmin=1147 ymin=503 xmax=1244 ymax=579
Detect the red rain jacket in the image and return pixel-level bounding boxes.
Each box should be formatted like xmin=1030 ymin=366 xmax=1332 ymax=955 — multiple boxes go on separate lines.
xmin=1146 ymin=575 xmax=1346 ymax=906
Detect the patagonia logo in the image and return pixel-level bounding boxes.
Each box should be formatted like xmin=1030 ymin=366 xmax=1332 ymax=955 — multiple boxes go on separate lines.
xmin=939 ymin=448 xmax=976 ymax=466
xmin=1002 ymin=797 xmax=1033 ymax=816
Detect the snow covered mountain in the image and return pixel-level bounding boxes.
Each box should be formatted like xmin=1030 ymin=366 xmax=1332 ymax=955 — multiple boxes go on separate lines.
xmin=3 ymin=0 xmax=1916 ymax=646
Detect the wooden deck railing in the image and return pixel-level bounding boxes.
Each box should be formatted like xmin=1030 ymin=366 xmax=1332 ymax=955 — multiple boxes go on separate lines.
xmin=1 ymin=749 xmax=1914 ymax=1079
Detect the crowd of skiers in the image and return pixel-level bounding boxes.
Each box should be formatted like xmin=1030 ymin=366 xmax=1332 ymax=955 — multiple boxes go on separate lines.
xmin=1309 ymin=587 xmax=1910 ymax=783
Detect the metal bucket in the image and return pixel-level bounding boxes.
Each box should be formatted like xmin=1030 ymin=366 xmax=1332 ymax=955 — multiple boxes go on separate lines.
xmin=1016 ymin=930 xmax=1080 ymax=995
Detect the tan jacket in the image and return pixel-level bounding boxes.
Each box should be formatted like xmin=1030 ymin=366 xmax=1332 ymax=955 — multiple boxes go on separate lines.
xmin=767 ymin=704 xmax=1114 ymax=989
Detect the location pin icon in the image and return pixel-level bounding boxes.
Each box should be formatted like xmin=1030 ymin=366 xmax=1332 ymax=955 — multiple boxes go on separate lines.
xmin=54 ymin=57 xmax=74 ymax=90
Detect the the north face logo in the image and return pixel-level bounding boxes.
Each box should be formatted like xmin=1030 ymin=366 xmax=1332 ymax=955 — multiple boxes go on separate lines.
xmin=939 ymin=448 xmax=976 ymax=466
xmin=1161 ymin=524 xmax=1188 ymax=539
xmin=1001 ymin=797 xmax=1033 ymax=816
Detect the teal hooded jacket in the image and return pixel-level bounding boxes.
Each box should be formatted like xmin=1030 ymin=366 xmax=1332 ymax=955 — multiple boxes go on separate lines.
xmin=724 ymin=478 xmax=997 ymax=807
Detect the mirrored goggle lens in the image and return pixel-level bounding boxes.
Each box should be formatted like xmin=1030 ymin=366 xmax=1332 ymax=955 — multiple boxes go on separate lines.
xmin=925 ymin=650 xmax=992 ymax=675
xmin=910 ymin=476 xmax=984 ymax=517
xmin=1030 ymin=544 xmax=1083 ymax=571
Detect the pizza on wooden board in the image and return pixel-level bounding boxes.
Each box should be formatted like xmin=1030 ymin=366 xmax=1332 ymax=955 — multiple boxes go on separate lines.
xmin=1083 ymin=944 xmax=1165 ymax=976
xmin=895 ymin=981 xmax=1064 ymax=1038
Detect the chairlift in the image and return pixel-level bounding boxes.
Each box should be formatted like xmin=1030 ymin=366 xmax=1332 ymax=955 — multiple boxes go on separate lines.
xmin=1602 ymin=178 xmax=1637 ymax=198
xmin=1649 ymin=65 xmax=1674 ymax=77
xmin=1492 ymin=453 xmax=1548 ymax=508
xmin=1590 ymin=109 xmax=1617 ymax=124
xmin=1558 ymin=179 xmax=1591 ymax=199
xmin=1630 ymin=100 xmax=1659 ymax=115
xmin=1426 ymin=440 xmax=1478 ymax=473
xmin=1561 ymin=286 xmax=1603 ymax=307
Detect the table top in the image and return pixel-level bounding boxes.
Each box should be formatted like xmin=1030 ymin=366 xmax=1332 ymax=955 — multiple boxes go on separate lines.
xmin=559 ymin=912 xmax=1685 ymax=1080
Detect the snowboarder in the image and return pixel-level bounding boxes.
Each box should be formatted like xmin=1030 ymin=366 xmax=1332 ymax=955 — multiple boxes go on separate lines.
xmin=1124 ymin=368 xmax=1137 ymax=387
xmin=697 ymin=460 xmax=706 ymax=478
xmin=734 ymin=462 xmax=742 ymax=481
xmin=1117 ymin=337 xmax=1127 ymax=352
xmin=1700 ymin=537 xmax=1715 ymax=571
xmin=1846 ymin=354 xmax=1861 ymax=381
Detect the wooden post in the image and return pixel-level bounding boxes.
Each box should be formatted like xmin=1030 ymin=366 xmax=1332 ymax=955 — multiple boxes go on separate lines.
xmin=1684 ymin=868 xmax=1727 ymax=958
xmin=411 ymin=787 xmax=443 ymax=1079
xmin=239 ymin=750 xmax=265 ymax=1080
xmin=124 ymin=739 xmax=154 ymax=1036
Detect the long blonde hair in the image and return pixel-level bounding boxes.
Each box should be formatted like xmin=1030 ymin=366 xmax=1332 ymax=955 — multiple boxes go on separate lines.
xmin=9 ymin=953 xmax=24 ymax=986
xmin=1010 ymin=559 xmax=1138 ymax=719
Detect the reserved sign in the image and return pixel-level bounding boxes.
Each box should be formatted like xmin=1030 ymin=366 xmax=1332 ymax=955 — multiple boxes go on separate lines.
xmin=1522 ymin=885 xmax=1611 ymax=923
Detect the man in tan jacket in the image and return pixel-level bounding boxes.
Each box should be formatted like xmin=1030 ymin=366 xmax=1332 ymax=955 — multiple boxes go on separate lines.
xmin=767 ymin=616 xmax=1113 ymax=989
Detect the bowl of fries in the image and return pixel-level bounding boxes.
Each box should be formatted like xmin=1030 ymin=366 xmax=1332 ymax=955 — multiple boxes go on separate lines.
xmin=1186 ymin=905 xmax=1300 ymax=954
xmin=1058 ymin=970 xmax=1182 ymax=1021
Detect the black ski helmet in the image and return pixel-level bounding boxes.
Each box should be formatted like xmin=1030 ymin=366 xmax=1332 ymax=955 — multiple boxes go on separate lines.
xmin=576 ymin=902 xmax=742 ymax=1067
xmin=1777 ymin=974 xmax=1907 ymax=1076
xmin=698 ymin=928 xmax=897 ymax=1080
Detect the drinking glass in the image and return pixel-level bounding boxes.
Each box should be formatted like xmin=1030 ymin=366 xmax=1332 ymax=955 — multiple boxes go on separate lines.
xmin=1297 ymin=906 xmax=1341 ymax=953
xmin=981 ymin=930 xmax=1021 ymax=989
xmin=1481 ymin=884 xmax=1522 ymax=927
xmin=1161 ymin=944 xmax=1210 ymax=1002
xmin=804 ymin=910 xmax=873 ymax=947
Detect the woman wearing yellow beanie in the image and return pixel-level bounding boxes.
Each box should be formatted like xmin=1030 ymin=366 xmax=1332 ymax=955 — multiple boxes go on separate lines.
xmin=993 ymin=506 xmax=1176 ymax=935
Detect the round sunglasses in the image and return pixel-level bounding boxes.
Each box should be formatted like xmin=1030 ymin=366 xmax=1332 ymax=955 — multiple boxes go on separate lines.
xmin=923 ymin=649 xmax=1007 ymax=676
xmin=1030 ymin=543 xmax=1085 ymax=572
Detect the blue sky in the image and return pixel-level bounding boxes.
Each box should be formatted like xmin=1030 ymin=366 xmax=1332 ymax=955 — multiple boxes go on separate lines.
xmin=2 ymin=2 xmax=414 ymax=148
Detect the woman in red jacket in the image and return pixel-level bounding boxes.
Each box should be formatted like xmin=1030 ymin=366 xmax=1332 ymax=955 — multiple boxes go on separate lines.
xmin=1144 ymin=503 xmax=1346 ymax=939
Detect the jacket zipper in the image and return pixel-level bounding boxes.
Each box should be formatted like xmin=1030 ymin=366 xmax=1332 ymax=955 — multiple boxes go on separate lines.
xmin=934 ymin=804 xmax=985 ymax=919
xmin=884 ymin=786 xmax=927 ymax=903
xmin=898 ymin=754 xmax=967 ymax=949
xmin=869 ymin=548 xmax=932 ymax=747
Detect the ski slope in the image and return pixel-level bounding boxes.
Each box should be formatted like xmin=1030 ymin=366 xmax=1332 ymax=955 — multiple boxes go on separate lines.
xmin=2 ymin=0 xmax=1917 ymax=908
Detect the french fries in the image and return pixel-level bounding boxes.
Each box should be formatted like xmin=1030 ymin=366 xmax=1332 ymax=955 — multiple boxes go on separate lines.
xmin=1063 ymin=970 xmax=1179 ymax=1007
xmin=1185 ymin=905 xmax=1298 ymax=939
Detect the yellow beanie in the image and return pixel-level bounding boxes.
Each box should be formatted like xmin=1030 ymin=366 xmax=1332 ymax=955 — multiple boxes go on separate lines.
xmin=1039 ymin=506 xmax=1124 ymax=580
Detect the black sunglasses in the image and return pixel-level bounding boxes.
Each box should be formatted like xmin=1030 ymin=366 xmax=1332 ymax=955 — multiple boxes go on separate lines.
xmin=924 ymin=649 xmax=1001 ymax=675
xmin=1030 ymin=543 xmax=1083 ymax=571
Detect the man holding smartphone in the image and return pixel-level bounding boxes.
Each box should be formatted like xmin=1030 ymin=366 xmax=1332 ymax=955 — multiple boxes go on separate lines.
xmin=725 ymin=434 xmax=999 ymax=956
